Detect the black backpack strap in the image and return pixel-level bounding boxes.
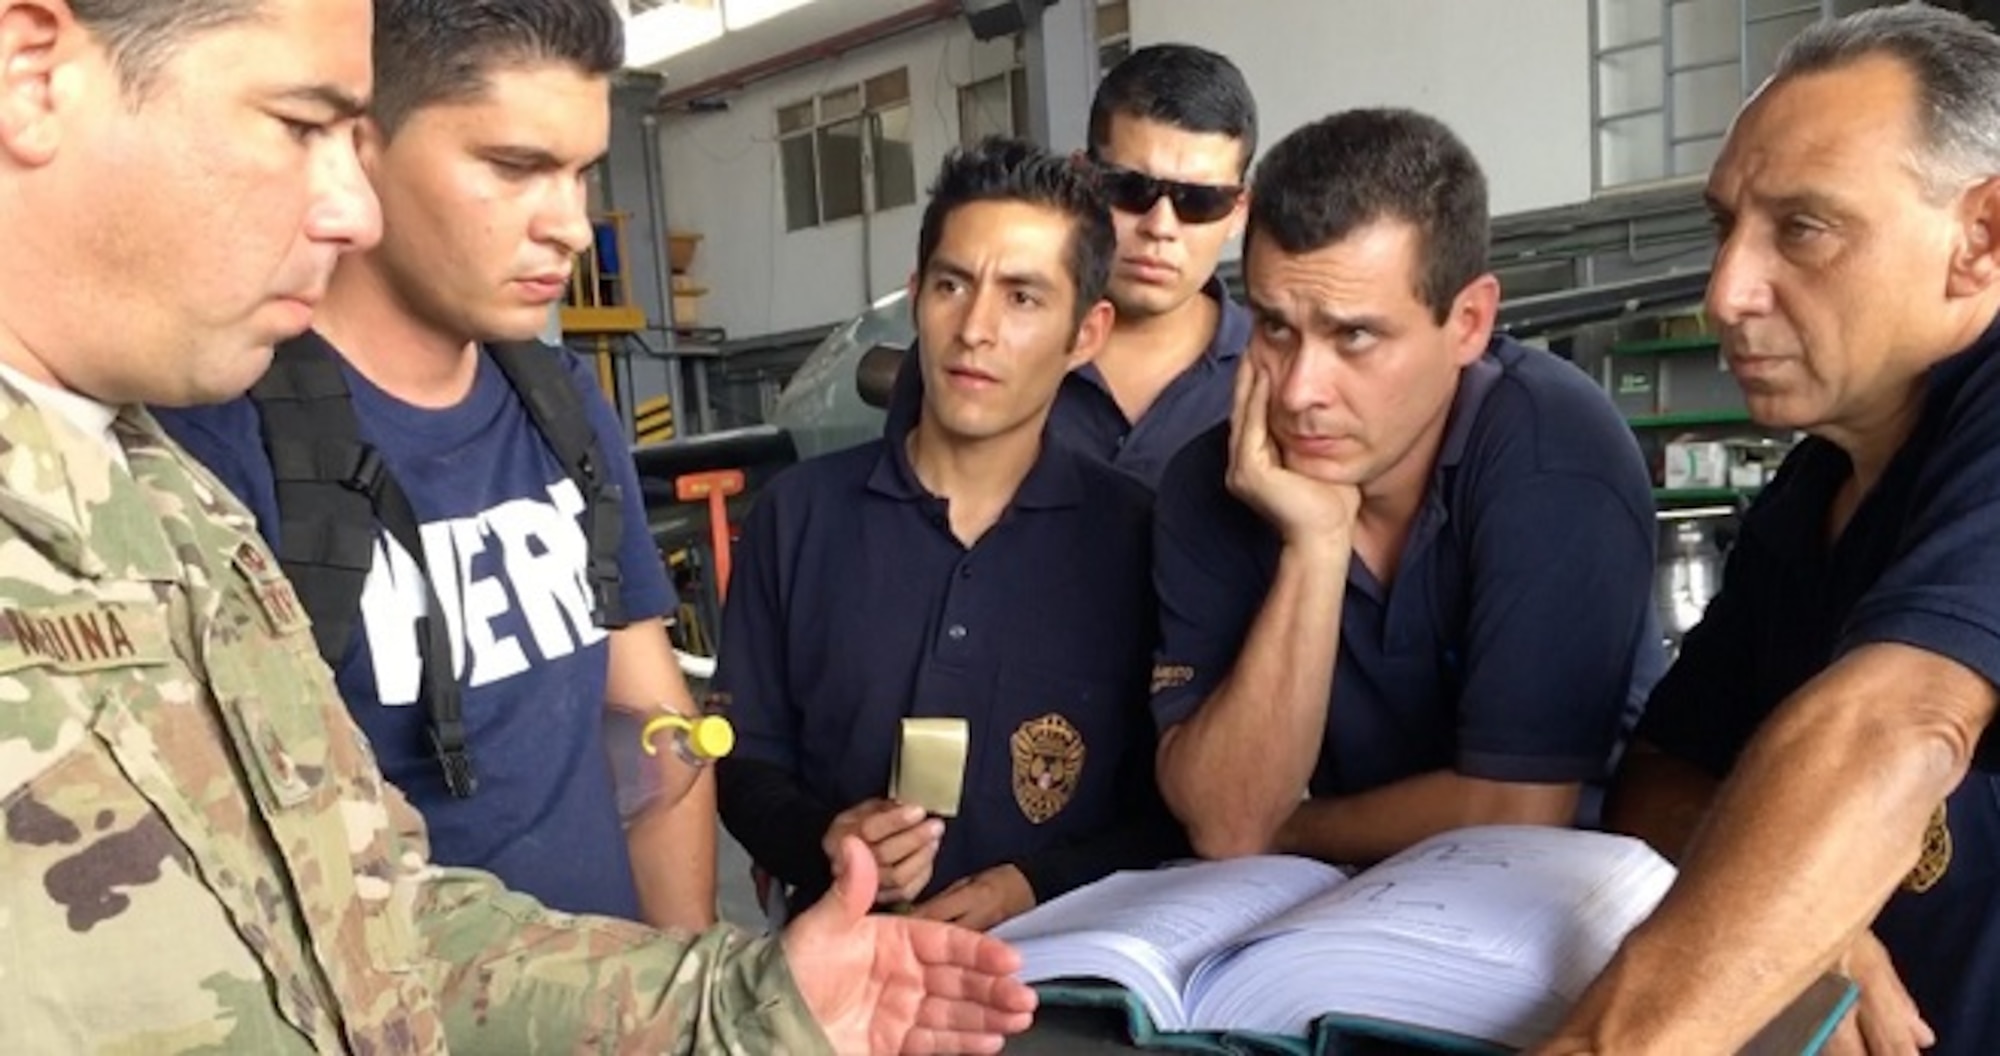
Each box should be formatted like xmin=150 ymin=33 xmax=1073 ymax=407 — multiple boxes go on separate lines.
xmin=251 ymin=337 xmax=379 ymax=667
xmin=488 ymin=341 xmax=627 ymax=628
xmin=251 ymin=335 xmax=477 ymax=798
xmin=367 ymin=467 xmax=477 ymax=798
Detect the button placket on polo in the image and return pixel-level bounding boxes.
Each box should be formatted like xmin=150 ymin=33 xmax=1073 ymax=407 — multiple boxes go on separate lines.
xmin=936 ymin=552 xmax=980 ymax=663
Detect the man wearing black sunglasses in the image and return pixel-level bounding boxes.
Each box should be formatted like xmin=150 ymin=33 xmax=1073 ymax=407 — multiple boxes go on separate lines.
xmin=1150 ymin=110 xmax=1665 ymax=874
xmin=890 ymin=44 xmax=1255 ymax=488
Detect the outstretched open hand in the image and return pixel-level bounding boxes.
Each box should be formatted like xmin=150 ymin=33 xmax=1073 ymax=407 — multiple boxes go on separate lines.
xmin=783 ymin=836 xmax=1039 ymax=1054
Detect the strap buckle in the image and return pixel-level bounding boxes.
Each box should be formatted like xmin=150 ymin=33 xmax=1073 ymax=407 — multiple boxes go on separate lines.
xmin=415 ymin=613 xmax=476 ymax=798
xmin=343 ymin=444 xmax=388 ymax=499
xmin=428 ymin=719 xmax=479 ymax=799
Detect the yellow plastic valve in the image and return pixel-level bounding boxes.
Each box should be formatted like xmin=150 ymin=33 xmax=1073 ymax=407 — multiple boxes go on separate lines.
xmin=641 ymin=711 xmax=736 ymax=762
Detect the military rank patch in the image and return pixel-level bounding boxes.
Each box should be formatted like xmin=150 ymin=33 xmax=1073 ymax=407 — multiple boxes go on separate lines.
xmin=1903 ymin=801 xmax=1952 ymax=894
xmin=1011 ymin=713 xmax=1085 ymax=825
xmin=232 ymin=540 xmax=310 ymax=638
xmin=1151 ymin=663 xmax=1195 ymax=695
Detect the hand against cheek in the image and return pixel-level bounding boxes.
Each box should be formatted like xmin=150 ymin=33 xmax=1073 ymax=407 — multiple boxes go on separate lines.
xmin=1226 ymin=359 xmax=1360 ymax=547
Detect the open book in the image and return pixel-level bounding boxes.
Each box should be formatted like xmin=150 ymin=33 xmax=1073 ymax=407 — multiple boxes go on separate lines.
xmin=993 ymin=826 xmax=1855 ymax=1054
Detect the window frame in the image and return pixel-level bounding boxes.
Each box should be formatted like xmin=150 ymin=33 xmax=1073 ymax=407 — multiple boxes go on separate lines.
xmin=776 ymin=68 xmax=917 ymax=231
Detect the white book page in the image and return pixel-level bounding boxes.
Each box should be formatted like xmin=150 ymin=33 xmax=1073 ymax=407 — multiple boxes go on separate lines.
xmin=1182 ymin=827 xmax=1675 ymax=1044
xmin=1255 ymin=826 xmax=1669 ymax=959
xmin=992 ymin=856 xmax=1347 ymax=1030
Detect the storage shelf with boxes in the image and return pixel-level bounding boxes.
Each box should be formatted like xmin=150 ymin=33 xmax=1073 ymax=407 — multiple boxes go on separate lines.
xmin=668 ymin=230 xmax=705 ymax=327
xmin=1590 ymin=308 xmax=1799 ymax=654
xmin=1600 ymin=310 xmax=1795 ymax=511
xmin=564 ymin=210 xmax=649 ymax=336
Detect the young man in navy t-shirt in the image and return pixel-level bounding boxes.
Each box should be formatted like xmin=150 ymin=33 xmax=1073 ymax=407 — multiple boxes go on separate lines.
xmin=715 ymin=139 xmax=1184 ymax=929
xmin=155 ymin=0 xmax=716 ymax=929
xmin=1548 ymin=9 xmax=2000 ymax=1053
xmin=1151 ymin=110 xmax=1664 ymax=867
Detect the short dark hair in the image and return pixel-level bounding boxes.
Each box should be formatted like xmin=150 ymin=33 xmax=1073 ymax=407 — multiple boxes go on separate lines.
xmin=1088 ymin=44 xmax=1257 ymax=176
xmin=916 ymin=136 xmax=1115 ymax=324
xmin=1766 ymin=4 xmax=2000 ymax=199
xmin=371 ymin=0 xmax=624 ymax=136
xmin=70 ymin=0 xmax=256 ymax=93
xmin=1247 ymin=109 xmax=1489 ymax=323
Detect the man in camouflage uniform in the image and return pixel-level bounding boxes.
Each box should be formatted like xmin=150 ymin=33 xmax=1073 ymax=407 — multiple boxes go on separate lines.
xmin=0 ymin=1 xmax=1038 ymax=1052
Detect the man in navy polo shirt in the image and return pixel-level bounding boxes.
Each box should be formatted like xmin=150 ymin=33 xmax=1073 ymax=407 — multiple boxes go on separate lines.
xmin=1151 ymin=110 xmax=1663 ymax=867
xmin=888 ymin=44 xmax=1255 ymax=488
xmin=153 ymin=0 xmax=717 ymax=930
xmin=716 ymin=138 xmax=1180 ymax=929
xmin=1545 ymin=8 xmax=2000 ymax=1054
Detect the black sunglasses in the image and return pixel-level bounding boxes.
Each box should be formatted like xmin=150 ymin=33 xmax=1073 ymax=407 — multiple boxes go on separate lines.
xmin=1095 ymin=164 xmax=1242 ymax=225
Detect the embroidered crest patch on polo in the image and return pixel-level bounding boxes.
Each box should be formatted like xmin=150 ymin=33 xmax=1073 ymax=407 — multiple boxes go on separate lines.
xmin=1011 ymin=713 xmax=1085 ymax=824
xmin=1904 ymin=801 xmax=1952 ymax=894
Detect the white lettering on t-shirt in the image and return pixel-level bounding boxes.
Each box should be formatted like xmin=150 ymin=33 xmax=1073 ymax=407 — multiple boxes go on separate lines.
xmin=450 ymin=516 xmax=528 ymax=686
xmin=359 ymin=532 xmax=428 ymax=704
xmin=360 ymin=478 xmax=608 ymax=707
xmin=488 ymin=480 xmax=602 ymax=661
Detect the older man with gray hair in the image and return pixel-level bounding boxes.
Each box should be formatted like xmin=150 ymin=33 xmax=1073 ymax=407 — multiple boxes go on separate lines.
xmin=1541 ymin=6 xmax=2000 ymax=1054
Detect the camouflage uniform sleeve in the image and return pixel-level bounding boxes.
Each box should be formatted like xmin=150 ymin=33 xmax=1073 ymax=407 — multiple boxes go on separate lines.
xmin=383 ymin=782 xmax=835 ymax=1055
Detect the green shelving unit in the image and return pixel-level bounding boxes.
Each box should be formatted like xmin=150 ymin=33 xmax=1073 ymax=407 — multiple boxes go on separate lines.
xmin=1609 ymin=335 xmax=1721 ymax=358
xmin=1654 ymin=486 xmax=1758 ymax=505
xmin=1626 ymin=409 xmax=1755 ymax=429
xmin=1603 ymin=329 xmax=1777 ymax=515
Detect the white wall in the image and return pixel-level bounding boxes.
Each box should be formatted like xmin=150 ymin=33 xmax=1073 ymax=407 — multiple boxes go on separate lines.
xmin=1138 ymin=0 xmax=1593 ymax=215
xmin=660 ymin=0 xmax=1598 ymax=341
xmin=659 ymin=20 xmax=1010 ymax=338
